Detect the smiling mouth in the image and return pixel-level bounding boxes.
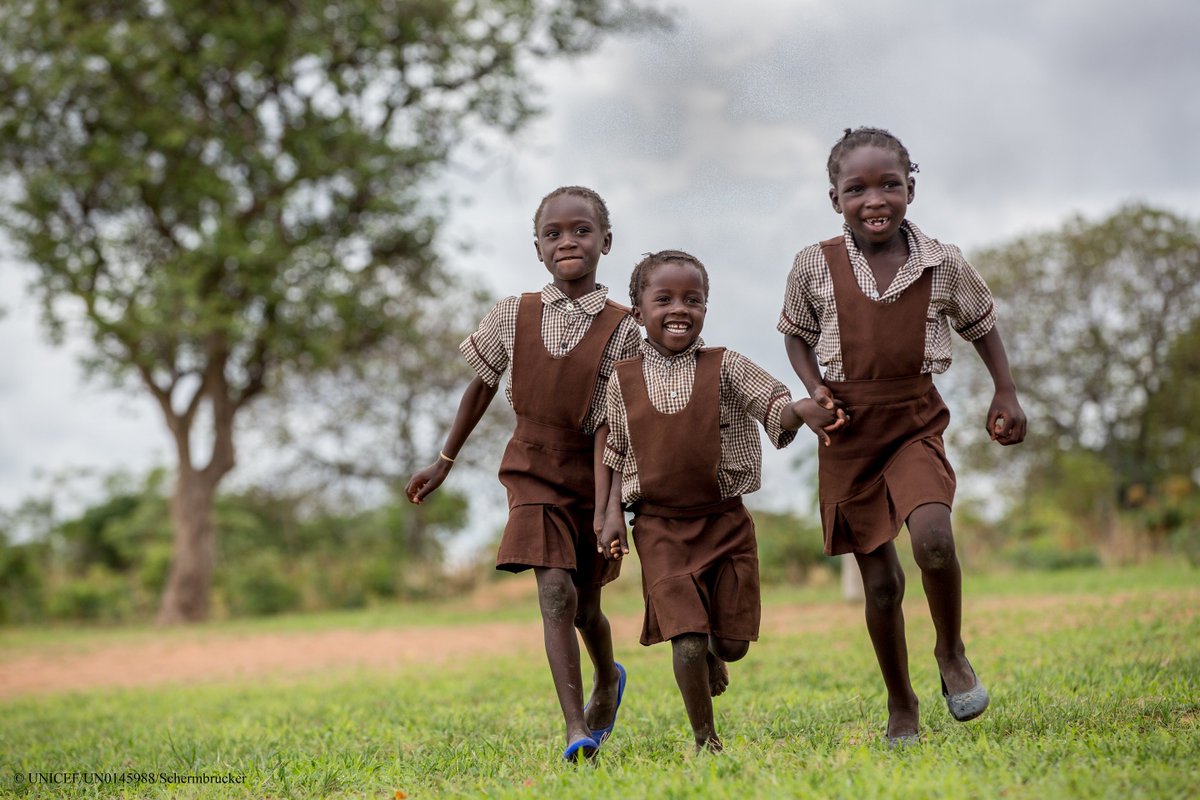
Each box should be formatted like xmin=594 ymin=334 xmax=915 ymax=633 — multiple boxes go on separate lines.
xmin=864 ymin=217 xmax=890 ymax=231
xmin=664 ymin=321 xmax=691 ymax=334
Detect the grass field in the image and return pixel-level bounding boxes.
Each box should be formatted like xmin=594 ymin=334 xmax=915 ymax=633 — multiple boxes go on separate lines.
xmin=1 ymin=563 xmax=1197 ymax=799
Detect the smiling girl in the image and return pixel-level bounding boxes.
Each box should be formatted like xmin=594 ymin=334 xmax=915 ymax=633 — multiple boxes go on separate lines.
xmin=406 ymin=186 xmax=639 ymax=762
xmin=598 ymin=250 xmax=837 ymax=752
xmin=778 ymin=127 xmax=1027 ymax=746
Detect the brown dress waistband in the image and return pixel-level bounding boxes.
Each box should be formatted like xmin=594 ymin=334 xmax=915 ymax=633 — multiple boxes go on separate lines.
xmin=513 ymin=416 xmax=592 ymax=451
xmin=633 ymin=495 xmax=743 ymax=520
xmin=823 ymin=373 xmax=933 ymax=406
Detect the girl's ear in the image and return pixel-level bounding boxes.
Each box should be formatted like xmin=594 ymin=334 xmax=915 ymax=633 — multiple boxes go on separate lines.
xmin=534 ymin=239 xmax=545 ymax=263
xmin=631 ymin=305 xmax=645 ymax=327
xmin=602 ymin=230 xmax=612 ymax=255
xmin=907 ymin=176 xmax=916 ymax=204
xmin=828 ymin=186 xmax=841 ymax=214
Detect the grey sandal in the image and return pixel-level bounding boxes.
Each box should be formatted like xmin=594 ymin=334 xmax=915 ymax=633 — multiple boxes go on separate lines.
xmin=941 ymin=662 xmax=990 ymax=722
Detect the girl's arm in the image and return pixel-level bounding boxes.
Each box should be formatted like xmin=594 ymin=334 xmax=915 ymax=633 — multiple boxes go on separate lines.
xmin=404 ymin=376 xmax=499 ymax=504
xmin=971 ymin=325 xmax=1027 ymax=446
xmin=593 ymin=423 xmax=612 ymax=536
xmin=785 ymin=334 xmax=845 ymax=411
xmin=783 ymin=334 xmax=847 ymax=440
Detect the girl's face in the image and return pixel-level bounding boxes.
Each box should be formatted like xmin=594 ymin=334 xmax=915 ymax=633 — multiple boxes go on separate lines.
xmin=534 ymin=194 xmax=611 ymax=296
xmin=633 ymin=261 xmax=707 ymax=357
xmin=829 ymin=145 xmax=915 ymax=248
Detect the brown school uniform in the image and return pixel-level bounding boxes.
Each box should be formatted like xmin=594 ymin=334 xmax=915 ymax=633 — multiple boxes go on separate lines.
xmin=811 ymin=235 xmax=957 ymax=556
xmin=607 ymin=341 xmax=794 ymax=645
xmin=482 ymin=289 xmax=636 ymax=585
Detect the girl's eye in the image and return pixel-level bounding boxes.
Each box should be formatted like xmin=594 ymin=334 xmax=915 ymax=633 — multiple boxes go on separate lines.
xmin=576 ymin=227 xmax=590 ymax=235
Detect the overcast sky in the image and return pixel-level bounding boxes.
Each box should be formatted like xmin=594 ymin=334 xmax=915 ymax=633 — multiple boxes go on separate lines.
xmin=2 ymin=0 xmax=1198 ymax=529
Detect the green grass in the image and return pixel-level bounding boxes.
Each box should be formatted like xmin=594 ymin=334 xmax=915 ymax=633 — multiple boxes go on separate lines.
xmin=2 ymin=563 xmax=1197 ymax=799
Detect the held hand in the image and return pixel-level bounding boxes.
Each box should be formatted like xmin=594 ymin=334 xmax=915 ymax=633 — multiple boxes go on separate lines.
xmin=404 ymin=458 xmax=452 ymax=504
xmin=986 ymin=389 xmax=1027 ymax=446
xmin=792 ymin=395 xmax=850 ymax=447
xmin=597 ymin=507 xmax=629 ymax=561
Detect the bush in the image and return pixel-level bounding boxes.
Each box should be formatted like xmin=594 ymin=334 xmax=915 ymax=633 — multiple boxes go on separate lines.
xmin=221 ymin=554 xmax=301 ymax=617
xmin=1002 ymin=536 xmax=1101 ymax=571
xmin=45 ymin=566 xmax=130 ymax=622
xmin=752 ymin=508 xmax=831 ymax=584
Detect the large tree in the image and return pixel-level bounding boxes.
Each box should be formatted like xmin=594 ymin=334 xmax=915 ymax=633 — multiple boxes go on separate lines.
xmin=957 ymin=204 xmax=1200 ymax=515
xmin=0 ymin=0 xmax=661 ymax=623
xmin=248 ymin=277 xmax=514 ymax=562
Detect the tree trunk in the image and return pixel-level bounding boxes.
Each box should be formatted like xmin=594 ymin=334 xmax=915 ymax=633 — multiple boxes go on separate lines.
xmin=156 ymin=467 xmax=220 ymax=624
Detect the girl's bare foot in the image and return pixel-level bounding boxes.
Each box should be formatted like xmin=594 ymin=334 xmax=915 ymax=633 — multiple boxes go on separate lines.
xmin=706 ymin=651 xmax=729 ymax=697
xmin=694 ymin=735 xmax=723 ymax=753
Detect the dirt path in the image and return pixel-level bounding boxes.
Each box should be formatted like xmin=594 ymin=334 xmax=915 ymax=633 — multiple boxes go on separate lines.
xmin=0 ymin=601 xmax=855 ymax=699
xmin=2 ymin=588 xmax=1189 ymax=700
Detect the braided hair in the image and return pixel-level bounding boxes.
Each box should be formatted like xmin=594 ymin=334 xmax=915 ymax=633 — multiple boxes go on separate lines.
xmin=628 ymin=250 xmax=710 ymax=308
xmin=532 ymin=186 xmax=611 ymax=236
xmin=826 ymin=127 xmax=919 ymax=187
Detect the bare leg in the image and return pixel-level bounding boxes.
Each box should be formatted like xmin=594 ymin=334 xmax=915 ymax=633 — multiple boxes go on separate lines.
xmin=534 ymin=567 xmax=591 ymax=746
xmin=907 ymin=502 xmax=975 ymax=693
xmin=706 ymin=635 xmax=748 ymax=696
xmin=855 ymin=543 xmax=919 ymax=738
xmin=574 ymin=580 xmax=621 ymax=730
xmin=672 ymin=633 xmax=722 ymax=751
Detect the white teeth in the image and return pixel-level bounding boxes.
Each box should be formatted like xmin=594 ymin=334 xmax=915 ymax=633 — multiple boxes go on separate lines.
xmin=665 ymin=323 xmax=689 ymax=332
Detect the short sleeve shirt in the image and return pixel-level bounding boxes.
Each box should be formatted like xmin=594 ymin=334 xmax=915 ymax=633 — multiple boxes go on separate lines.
xmin=460 ymin=283 xmax=642 ymax=434
xmin=603 ymin=338 xmax=796 ymax=504
xmin=777 ymin=220 xmax=996 ymax=382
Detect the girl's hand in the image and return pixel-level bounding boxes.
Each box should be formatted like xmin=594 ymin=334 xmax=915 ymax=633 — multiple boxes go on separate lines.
xmin=404 ymin=458 xmax=452 ymax=504
xmin=598 ymin=506 xmax=629 ymax=561
xmin=987 ymin=389 xmax=1027 ymax=446
xmin=791 ymin=390 xmax=850 ymax=447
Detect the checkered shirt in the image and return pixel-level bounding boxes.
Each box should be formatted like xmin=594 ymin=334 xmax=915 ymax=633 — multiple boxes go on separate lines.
xmin=460 ymin=283 xmax=642 ymax=434
xmin=777 ymin=220 xmax=996 ymax=382
xmin=603 ymin=338 xmax=796 ymax=504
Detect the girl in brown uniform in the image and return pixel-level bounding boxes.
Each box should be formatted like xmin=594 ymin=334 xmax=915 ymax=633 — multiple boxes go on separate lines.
xmin=599 ymin=250 xmax=839 ymax=752
xmin=406 ymin=186 xmax=641 ymax=762
xmin=778 ymin=128 xmax=1027 ymax=746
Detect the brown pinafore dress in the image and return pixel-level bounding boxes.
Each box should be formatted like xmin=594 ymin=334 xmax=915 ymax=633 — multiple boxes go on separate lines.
xmin=495 ymin=292 xmax=628 ymax=586
xmin=617 ymin=348 xmax=761 ymax=646
xmin=818 ymin=237 xmax=957 ymax=556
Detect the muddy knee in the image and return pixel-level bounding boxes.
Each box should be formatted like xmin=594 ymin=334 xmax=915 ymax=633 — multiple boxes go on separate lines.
xmin=672 ymin=633 xmax=708 ymax=665
xmin=536 ymin=570 xmax=576 ymax=623
xmin=912 ymin=524 xmax=957 ymax=571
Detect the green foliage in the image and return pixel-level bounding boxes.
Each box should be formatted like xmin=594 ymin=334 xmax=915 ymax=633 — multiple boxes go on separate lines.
xmin=1 ymin=565 xmax=1196 ymax=798
xmin=967 ymin=204 xmax=1200 ymax=497
xmin=950 ymin=204 xmax=1200 ymax=561
xmin=751 ymin=508 xmax=831 ymax=584
xmin=0 ymin=470 xmax=476 ymax=624
xmin=220 ymin=553 xmax=302 ymax=617
xmin=0 ymin=0 xmax=664 ymax=621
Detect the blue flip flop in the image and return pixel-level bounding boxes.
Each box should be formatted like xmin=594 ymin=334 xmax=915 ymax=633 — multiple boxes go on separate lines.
xmin=562 ymin=736 xmax=599 ymax=762
xmin=587 ymin=661 xmax=627 ymax=747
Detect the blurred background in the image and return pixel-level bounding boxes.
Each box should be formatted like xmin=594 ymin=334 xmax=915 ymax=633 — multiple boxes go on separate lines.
xmin=1 ymin=0 xmax=1196 ymax=625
